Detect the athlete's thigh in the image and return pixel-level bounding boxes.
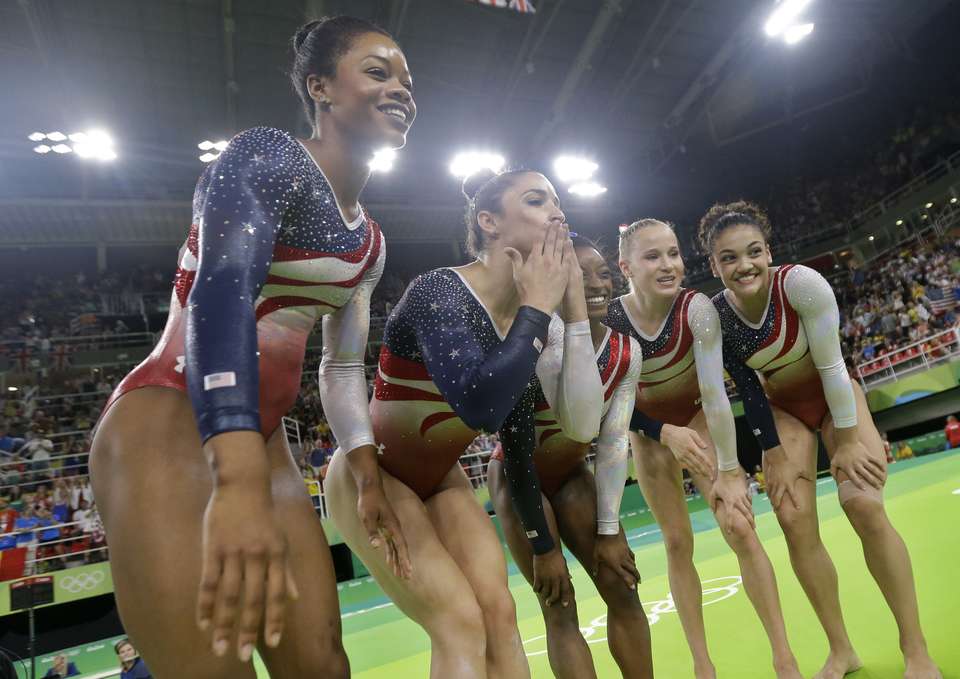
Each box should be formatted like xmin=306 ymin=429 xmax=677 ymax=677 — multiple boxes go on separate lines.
xmin=549 ymin=464 xmax=603 ymax=571
xmin=324 ymin=452 xmax=480 ymax=626
xmin=630 ymin=432 xmax=691 ymax=535
xmin=90 ymin=387 xmax=255 ymax=679
xmin=820 ymin=381 xmax=886 ymax=468
xmin=769 ymin=406 xmax=821 ymax=523
xmin=257 ymin=428 xmax=345 ymax=675
xmin=426 ymin=462 xmax=518 ymax=598
xmin=487 ymin=458 xmax=561 ymax=586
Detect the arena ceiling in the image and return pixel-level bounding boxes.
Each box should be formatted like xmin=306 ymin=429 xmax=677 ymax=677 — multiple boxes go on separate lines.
xmin=0 ymin=0 xmax=956 ymax=245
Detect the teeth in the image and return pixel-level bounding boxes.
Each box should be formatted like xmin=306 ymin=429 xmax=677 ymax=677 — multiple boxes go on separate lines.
xmin=380 ymin=106 xmax=406 ymax=121
xmin=586 ymin=296 xmax=607 ymax=305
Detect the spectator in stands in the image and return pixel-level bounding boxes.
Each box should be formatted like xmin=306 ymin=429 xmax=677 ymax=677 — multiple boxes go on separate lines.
xmin=944 ymin=415 xmax=960 ymax=450
xmin=754 ymin=464 xmax=766 ymax=493
xmin=42 ymin=654 xmax=79 ymax=678
xmin=896 ymin=441 xmax=915 ymax=460
xmin=115 ymin=639 xmax=152 ymax=679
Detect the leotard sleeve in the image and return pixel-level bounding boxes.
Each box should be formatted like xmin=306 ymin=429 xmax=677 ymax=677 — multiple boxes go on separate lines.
xmin=185 ymin=127 xmax=298 ymax=443
xmin=723 ymin=350 xmax=782 ymax=451
xmin=688 ymin=294 xmax=740 ymax=472
xmin=499 ymin=391 xmax=555 ymax=554
xmin=535 ymin=317 xmax=603 ymax=443
xmin=784 ymin=265 xmax=858 ymax=428
xmin=410 ymin=271 xmax=552 ymax=434
xmin=317 ymin=244 xmax=384 ymax=454
xmin=595 ymin=337 xmax=641 ymax=535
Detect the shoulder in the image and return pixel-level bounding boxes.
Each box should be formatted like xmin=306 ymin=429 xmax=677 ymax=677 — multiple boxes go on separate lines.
xmin=399 ymin=269 xmax=462 ymax=309
xmin=685 ymin=290 xmax=719 ymax=323
xmin=228 ymin=126 xmax=298 ymax=152
xmin=216 ymin=127 xmax=303 ymax=174
xmin=603 ymin=297 xmax=631 ymax=335
xmin=781 ymin=264 xmax=835 ymax=305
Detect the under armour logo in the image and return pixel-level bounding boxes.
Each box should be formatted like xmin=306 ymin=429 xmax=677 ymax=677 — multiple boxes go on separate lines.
xmin=376 ymin=443 xmax=386 ymax=455
xmin=174 ymin=355 xmax=186 ymax=373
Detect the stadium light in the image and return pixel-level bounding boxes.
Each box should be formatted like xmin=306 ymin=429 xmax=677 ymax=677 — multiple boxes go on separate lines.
xmin=868 ymin=235 xmax=875 ymax=241
xmin=764 ymin=0 xmax=813 ymax=37
xmin=951 ymin=197 xmax=958 ymax=204
xmin=7 ymin=386 xmax=17 ymax=392
xmin=369 ymin=148 xmax=397 ymax=173
xmin=449 ymin=151 xmax=505 ymax=179
xmin=783 ymin=23 xmax=814 ymax=44
xmin=198 ymin=152 xmax=219 ymax=163
xmin=553 ymin=155 xmax=598 ymax=184
xmin=925 ymin=202 xmax=934 ymax=209
xmin=568 ymin=181 xmax=607 ymax=197
xmin=197 ymin=139 xmax=230 ymax=163
xmin=27 ymin=129 xmax=116 ymax=160
xmin=895 ymin=219 xmax=904 ymax=226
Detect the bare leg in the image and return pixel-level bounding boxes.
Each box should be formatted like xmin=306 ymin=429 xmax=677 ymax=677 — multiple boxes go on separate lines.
xmin=632 ymin=432 xmax=715 ymax=679
xmin=325 ymin=451 xmax=488 ymax=679
xmin=427 ymin=463 xmax=531 ymax=679
xmin=488 ymin=459 xmax=596 ymax=679
xmin=821 ymin=384 xmax=940 ymax=679
xmin=768 ymin=407 xmax=860 ymax=679
xmin=550 ymin=464 xmax=653 ymax=679
xmin=687 ymin=412 xmax=800 ymax=679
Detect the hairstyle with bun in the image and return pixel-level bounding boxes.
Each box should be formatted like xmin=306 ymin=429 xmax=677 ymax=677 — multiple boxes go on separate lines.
xmin=696 ymin=200 xmax=772 ymax=255
xmin=617 ymin=218 xmax=674 ymax=262
xmin=461 ymin=168 xmax=536 ymax=257
xmin=290 ymin=16 xmax=393 ymax=125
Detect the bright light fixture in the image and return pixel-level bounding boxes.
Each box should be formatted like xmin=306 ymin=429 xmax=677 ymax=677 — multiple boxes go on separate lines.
xmin=568 ymin=181 xmax=607 ymax=197
xmin=28 ymin=132 xmax=46 ymax=142
xmin=33 ymin=145 xmax=51 ymax=154
xmin=51 ymin=144 xmax=72 ymax=154
xmin=7 ymin=386 xmax=18 ymax=392
xmin=764 ymin=0 xmax=812 ymax=37
xmin=952 ymin=197 xmax=958 ymax=204
xmin=783 ymin=22 xmax=815 ymax=44
xmin=369 ymin=148 xmax=397 ymax=173
xmin=46 ymin=131 xmax=67 ymax=142
xmin=868 ymin=235 xmax=875 ymax=241
xmin=449 ymin=151 xmax=505 ymax=179
xmin=895 ymin=219 xmax=904 ymax=226
xmin=198 ymin=140 xmax=214 ymax=151
xmin=198 ymin=152 xmax=219 ymax=163
xmin=72 ymin=130 xmax=116 ymax=160
xmin=197 ymin=140 xmax=230 ymax=162
xmin=925 ymin=202 xmax=934 ymax=209
xmin=553 ymin=155 xmax=598 ymax=184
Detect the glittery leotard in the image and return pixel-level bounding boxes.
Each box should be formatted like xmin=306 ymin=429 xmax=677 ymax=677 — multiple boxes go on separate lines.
xmin=713 ymin=264 xmax=857 ymax=445
xmin=101 ymin=127 xmax=383 ymax=449
xmin=492 ymin=327 xmax=641 ymax=533
xmin=372 ymin=268 xmax=601 ymax=554
xmin=605 ymin=290 xmax=739 ymax=471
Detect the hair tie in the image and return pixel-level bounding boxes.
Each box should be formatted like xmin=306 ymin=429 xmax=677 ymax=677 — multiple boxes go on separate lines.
xmin=618 ymin=223 xmax=630 ymax=233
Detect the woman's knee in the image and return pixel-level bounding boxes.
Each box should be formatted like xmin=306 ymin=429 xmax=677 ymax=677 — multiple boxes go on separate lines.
xmin=430 ymin=596 xmax=488 ymax=649
xmin=265 ymin=634 xmax=350 ymax=679
xmin=775 ymin=504 xmax=818 ymax=546
xmin=541 ymin=597 xmax=583 ymax=634
xmin=662 ymin=526 xmax=694 ymax=562
xmin=842 ymin=495 xmax=888 ymax=539
xmin=721 ymin=513 xmax=759 ymax=552
xmin=479 ymin=587 xmax=520 ymax=634
xmin=595 ymin=570 xmax=644 ymax=616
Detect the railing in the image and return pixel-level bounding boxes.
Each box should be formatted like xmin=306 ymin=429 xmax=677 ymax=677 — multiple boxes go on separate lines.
xmin=854 ymin=326 xmax=960 ymax=389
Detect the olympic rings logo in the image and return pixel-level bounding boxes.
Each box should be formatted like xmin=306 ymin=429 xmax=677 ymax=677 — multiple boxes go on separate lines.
xmin=522 ymin=575 xmax=743 ymax=657
xmin=59 ymin=571 xmax=105 ymax=594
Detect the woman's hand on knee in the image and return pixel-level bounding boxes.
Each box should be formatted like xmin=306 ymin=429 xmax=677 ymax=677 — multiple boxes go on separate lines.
xmin=711 ymin=469 xmax=755 ymax=530
xmin=533 ymin=547 xmax=574 ymax=608
xmin=357 ymin=478 xmax=412 ymax=579
xmin=661 ymin=424 xmax=715 ymax=479
xmin=196 ymin=478 xmax=299 ymax=663
xmin=763 ymin=446 xmax=806 ymax=512
xmin=830 ymin=439 xmax=886 ymax=491
xmin=592 ymin=531 xmax=640 ymax=590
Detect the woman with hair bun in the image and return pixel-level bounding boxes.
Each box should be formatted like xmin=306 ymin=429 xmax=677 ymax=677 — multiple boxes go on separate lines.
xmin=606 ymin=218 xmax=801 ymax=679
xmin=91 ymin=16 xmax=415 ymax=678
xmin=326 ymin=168 xmax=602 ymax=678
xmin=700 ymin=200 xmax=940 ymax=679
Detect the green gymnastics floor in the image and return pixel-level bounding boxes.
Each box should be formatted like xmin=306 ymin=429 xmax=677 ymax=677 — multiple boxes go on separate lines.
xmin=286 ymin=450 xmax=960 ymax=678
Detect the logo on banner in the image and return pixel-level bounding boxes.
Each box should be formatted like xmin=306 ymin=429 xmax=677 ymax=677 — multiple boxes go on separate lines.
xmin=59 ymin=571 xmax=105 ymax=594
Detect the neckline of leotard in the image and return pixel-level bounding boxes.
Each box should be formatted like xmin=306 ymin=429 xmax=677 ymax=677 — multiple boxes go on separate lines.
xmin=595 ymin=326 xmax=613 ymax=360
xmin=620 ymin=291 xmax=682 ymax=342
xmin=293 ymin=139 xmax=365 ymax=231
xmin=721 ymin=265 xmax=782 ymax=330
xmin=446 ymin=267 xmax=509 ymax=341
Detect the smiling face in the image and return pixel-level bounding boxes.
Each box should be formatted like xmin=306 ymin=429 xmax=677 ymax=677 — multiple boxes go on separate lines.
xmin=116 ymin=642 xmax=136 ymax=664
xmin=575 ymin=245 xmax=614 ymax=321
xmin=477 ymin=173 xmax=566 ymax=257
xmin=619 ymin=223 xmax=684 ymax=301
xmin=709 ymin=223 xmax=773 ymax=300
xmin=308 ymin=31 xmax=416 ymax=151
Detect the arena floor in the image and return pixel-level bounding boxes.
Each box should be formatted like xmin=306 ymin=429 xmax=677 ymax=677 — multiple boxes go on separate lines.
xmin=265 ymin=450 xmax=960 ymax=678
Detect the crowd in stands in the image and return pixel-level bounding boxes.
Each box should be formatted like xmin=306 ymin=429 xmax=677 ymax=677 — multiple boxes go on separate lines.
xmin=837 ymin=234 xmax=960 ymax=372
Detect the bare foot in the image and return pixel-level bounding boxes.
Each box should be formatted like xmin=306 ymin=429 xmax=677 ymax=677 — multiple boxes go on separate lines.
xmin=774 ymin=659 xmax=804 ymax=679
xmin=904 ymin=654 xmax=942 ymax=679
xmin=813 ymin=650 xmax=863 ymax=679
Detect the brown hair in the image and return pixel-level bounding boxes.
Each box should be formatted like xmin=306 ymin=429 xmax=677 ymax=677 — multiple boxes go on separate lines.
xmin=697 ymin=200 xmax=772 ymax=254
xmin=461 ymin=168 xmax=537 ymax=256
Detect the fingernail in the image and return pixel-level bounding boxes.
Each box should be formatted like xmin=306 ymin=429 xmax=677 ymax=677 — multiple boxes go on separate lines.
xmin=240 ymin=643 xmax=253 ymax=662
xmin=268 ymin=632 xmax=281 ymax=647
xmin=213 ymin=639 xmax=228 ymax=657
xmin=630 ymin=584 xmax=636 ymax=590
xmin=562 ymin=601 xmax=569 ymax=607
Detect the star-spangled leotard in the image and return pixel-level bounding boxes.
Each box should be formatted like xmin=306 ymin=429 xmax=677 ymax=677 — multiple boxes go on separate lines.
xmin=372 ymin=267 xmax=601 ymax=554
xmin=492 ymin=326 xmax=641 ymax=534
xmin=713 ymin=264 xmax=857 ymax=448
xmin=604 ymin=290 xmax=740 ymax=471
xmin=101 ymin=127 xmax=382 ymax=452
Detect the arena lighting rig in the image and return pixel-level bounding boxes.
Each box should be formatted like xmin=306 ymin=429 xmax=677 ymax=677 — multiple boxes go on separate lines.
xmin=449 ymin=151 xmax=506 ymax=179
xmin=764 ymin=0 xmax=815 ymax=45
xmin=553 ymin=155 xmax=607 ymax=198
xmin=29 ymin=130 xmax=116 ymax=160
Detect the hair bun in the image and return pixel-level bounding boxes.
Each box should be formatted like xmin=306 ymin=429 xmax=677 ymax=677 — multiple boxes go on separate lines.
xmin=461 ymin=168 xmax=497 ymax=203
xmin=294 ymin=19 xmax=323 ymax=51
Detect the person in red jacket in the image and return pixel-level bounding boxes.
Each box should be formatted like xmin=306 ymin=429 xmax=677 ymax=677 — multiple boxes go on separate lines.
xmin=944 ymin=415 xmax=960 ymax=449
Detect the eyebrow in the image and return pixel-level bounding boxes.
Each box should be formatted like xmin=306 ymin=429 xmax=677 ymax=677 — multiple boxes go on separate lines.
xmin=718 ymin=240 xmax=762 ymax=254
xmin=362 ymin=54 xmax=412 ymax=81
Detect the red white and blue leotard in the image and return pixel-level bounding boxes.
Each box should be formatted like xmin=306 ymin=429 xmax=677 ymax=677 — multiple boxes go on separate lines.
xmin=372 ymin=268 xmax=601 ymax=554
xmin=713 ymin=264 xmax=857 ymax=447
xmin=605 ymin=289 xmax=740 ymax=471
xmin=493 ymin=326 xmax=641 ymax=534
xmin=102 ymin=127 xmax=383 ymax=449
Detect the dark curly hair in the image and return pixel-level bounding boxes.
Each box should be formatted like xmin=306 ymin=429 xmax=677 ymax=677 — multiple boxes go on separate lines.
xmin=697 ymin=200 xmax=772 ymax=254
xmin=461 ymin=168 xmax=538 ymax=256
xmin=290 ymin=16 xmax=393 ymax=126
